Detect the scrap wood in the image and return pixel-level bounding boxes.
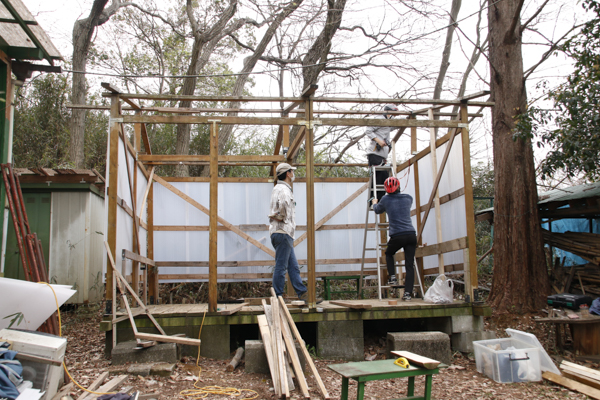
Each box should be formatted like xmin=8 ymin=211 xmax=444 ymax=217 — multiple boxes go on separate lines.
xmin=270 ymin=294 xmax=290 ymax=398
xmin=219 ymin=302 xmax=249 ymax=315
xmin=543 ymin=371 xmax=600 ymax=400
xmin=390 ymin=351 xmax=440 ymax=369
xmin=277 ymin=295 xmax=330 ymax=399
xmin=80 ymin=375 xmax=129 ymax=400
xmin=277 ymin=302 xmax=310 ymax=398
xmin=76 ymin=372 xmax=109 ymax=400
xmin=257 ymin=313 xmax=281 ymax=397
xmin=561 ymin=361 xmax=600 ymax=384
xmin=562 ymin=370 xmax=600 ymax=391
xmin=105 ymin=242 xmax=200 ymax=347
xmin=227 ymin=347 xmax=245 ymax=372
xmin=330 ymin=300 xmax=372 ymax=309
xmin=51 ymin=382 xmax=74 ymax=400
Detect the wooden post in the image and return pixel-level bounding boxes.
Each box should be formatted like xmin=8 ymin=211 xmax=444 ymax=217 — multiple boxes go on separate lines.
xmin=460 ymin=104 xmax=478 ymax=300
xmin=411 ymin=126 xmax=425 ymax=293
xmin=106 ymin=96 xmax=120 ymax=303
xmin=147 ymin=128 xmax=158 ymax=303
xmin=208 ymin=120 xmax=220 ymax=312
xmin=131 ymin=118 xmax=141 ymax=300
xmin=428 ymin=109 xmax=444 ymax=275
xmin=305 ymin=98 xmax=316 ymax=306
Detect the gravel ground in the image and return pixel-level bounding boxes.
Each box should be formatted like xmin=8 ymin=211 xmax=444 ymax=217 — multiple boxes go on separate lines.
xmin=57 ymin=303 xmax=595 ymax=400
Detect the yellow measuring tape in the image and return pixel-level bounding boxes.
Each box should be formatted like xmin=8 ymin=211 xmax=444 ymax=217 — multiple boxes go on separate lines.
xmin=394 ymin=357 xmax=410 ymax=369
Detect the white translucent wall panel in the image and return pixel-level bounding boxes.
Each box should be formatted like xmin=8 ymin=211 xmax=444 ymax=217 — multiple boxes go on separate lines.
xmin=154 ymin=181 xmax=371 ymax=282
xmin=396 ymin=132 xmax=467 ymax=273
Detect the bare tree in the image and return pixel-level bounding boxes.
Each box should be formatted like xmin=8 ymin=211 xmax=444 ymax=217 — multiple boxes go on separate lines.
xmin=70 ymin=0 xmax=134 ymax=168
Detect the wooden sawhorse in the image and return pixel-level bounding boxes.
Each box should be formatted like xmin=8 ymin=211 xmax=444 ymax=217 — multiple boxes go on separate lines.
xmin=328 ymin=359 xmax=441 ymax=400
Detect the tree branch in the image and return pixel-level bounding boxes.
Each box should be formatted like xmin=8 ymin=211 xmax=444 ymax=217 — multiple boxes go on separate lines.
xmin=520 ymin=0 xmax=550 ymax=33
xmin=504 ymin=0 xmax=525 ymax=44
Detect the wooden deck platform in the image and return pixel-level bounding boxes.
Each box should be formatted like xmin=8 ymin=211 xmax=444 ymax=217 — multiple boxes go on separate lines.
xmin=107 ymin=299 xmax=490 ymax=330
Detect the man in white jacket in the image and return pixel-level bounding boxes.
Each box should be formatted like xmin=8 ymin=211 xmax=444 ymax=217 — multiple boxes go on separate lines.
xmin=366 ymin=104 xmax=398 ymax=202
xmin=268 ymin=163 xmax=308 ymax=301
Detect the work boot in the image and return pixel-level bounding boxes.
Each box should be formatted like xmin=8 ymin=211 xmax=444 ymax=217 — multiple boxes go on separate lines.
xmin=299 ymin=292 xmax=323 ymax=304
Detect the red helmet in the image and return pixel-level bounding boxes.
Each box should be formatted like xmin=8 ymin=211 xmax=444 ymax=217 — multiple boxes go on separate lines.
xmin=384 ymin=177 xmax=400 ymax=193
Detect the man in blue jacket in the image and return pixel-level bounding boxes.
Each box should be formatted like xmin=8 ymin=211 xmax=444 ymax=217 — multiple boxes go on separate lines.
xmin=371 ymin=176 xmax=417 ymax=301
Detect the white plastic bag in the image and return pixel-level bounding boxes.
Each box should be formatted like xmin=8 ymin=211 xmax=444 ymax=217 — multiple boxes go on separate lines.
xmin=423 ymin=275 xmax=454 ymax=304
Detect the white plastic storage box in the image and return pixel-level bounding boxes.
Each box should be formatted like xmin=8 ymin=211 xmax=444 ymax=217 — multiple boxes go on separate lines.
xmin=473 ymin=329 xmax=560 ymax=383
xmin=0 ymin=328 xmax=67 ymax=400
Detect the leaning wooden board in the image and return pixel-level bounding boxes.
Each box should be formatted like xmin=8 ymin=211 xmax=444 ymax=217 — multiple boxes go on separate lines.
xmin=390 ymin=351 xmax=440 ymax=369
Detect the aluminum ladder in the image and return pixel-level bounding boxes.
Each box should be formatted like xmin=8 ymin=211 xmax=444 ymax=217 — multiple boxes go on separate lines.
xmin=359 ymin=164 xmax=425 ymax=300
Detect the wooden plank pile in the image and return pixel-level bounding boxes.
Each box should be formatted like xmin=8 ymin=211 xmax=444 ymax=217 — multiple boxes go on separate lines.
xmin=543 ymin=230 xmax=600 ymax=266
xmin=551 ymin=260 xmax=600 ymax=296
xmin=543 ymin=360 xmax=600 ymax=399
xmin=258 ymin=288 xmax=330 ymax=399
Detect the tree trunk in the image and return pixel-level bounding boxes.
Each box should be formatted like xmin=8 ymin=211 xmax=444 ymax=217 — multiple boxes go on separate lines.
xmin=487 ymin=0 xmax=549 ymax=313
xmin=69 ymin=0 xmax=110 ymax=168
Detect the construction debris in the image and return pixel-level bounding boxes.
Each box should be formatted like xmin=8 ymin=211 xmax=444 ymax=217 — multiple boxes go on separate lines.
xmin=256 ymin=289 xmax=329 ymax=399
xmin=227 ymin=347 xmax=245 ymax=372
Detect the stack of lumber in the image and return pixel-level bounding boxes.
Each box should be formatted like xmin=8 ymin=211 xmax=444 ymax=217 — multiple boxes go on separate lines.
xmin=543 ymin=361 xmax=600 ymax=399
xmin=543 ymin=230 xmax=600 ymax=265
xmin=551 ymin=260 xmax=600 ymax=296
xmin=258 ymin=288 xmax=329 ymax=399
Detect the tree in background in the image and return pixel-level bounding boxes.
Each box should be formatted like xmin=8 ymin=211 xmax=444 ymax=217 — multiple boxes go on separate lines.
xmin=517 ymin=0 xmax=600 ymax=182
xmin=487 ymin=0 xmax=550 ymax=313
xmin=14 ymin=74 xmax=109 ymax=171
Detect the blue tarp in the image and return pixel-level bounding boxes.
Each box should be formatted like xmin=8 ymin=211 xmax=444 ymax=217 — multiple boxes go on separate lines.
xmin=542 ymin=218 xmax=600 ymax=266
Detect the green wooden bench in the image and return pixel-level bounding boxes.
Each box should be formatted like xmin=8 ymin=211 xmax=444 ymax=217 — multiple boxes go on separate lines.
xmin=328 ymin=359 xmax=441 ymax=400
xmin=322 ymin=275 xmax=361 ymax=300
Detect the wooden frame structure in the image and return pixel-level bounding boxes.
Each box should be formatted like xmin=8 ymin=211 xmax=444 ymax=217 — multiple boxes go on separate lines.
xmin=95 ymin=83 xmax=491 ymax=312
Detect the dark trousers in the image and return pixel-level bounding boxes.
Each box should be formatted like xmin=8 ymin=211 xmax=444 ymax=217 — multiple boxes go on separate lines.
xmin=368 ymin=154 xmax=388 ymax=201
xmin=386 ymin=233 xmax=417 ymax=293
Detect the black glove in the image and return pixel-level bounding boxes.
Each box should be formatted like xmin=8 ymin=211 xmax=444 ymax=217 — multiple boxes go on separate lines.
xmin=385 ymin=139 xmax=392 ymax=148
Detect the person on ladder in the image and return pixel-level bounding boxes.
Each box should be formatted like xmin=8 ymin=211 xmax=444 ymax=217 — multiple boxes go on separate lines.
xmin=366 ymin=104 xmax=399 ymax=202
xmin=371 ymin=177 xmax=417 ymax=301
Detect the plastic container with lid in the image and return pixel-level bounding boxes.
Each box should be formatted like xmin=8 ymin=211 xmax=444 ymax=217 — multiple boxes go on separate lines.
xmin=473 ymin=329 xmax=560 ymax=383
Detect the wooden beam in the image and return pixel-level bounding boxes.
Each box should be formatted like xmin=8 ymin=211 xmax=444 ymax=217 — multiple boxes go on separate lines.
xmin=155 ymin=257 xmax=378 ymax=268
xmin=160 ymin=176 xmax=368 ymax=183
xmin=138 ymin=154 xmax=286 ymax=163
xmin=105 ymin=96 xmax=120 ymax=303
xmin=157 ymin=271 xmax=379 ymax=281
xmin=396 ymin=128 xmax=459 ymax=173
xmin=153 ymin=222 xmax=375 ymax=232
xmin=122 ymin=249 xmax=155 ymax=266
xmin=106 ymin=92 xmax=494 ymax=107
xmin=411 ymin=125 xmax=425 ymax=292
xmin=120 ymin=114 xmax=469 ymax=128
xmin=305 ymin=97 xmax=316 ymax=306
xmin=428 ymin=109 xmax=444 ymax=275
xmin=294 ymin=183 xmax=368 ymax=246
xmin=287 ymin=126 xmax=306 ymax=162
xmin=277 ymin=296 xmax=330 ymax=399
xmin=394 ymin=237 xmax=468 ymax=262
xmin=209 ymin=120 xmax=219 ymax=313
xmin=543 ymin=371 xmax=600 ymax=399
xmin=101 ymin=82 xmax=141 ymax=110
xmin=152 ymin=175 xmax=275 ymax=258
xmin=135 ymin=332 xmax=201 ymax=347
xmin=460 ymin=104 xmax=478 ymax=298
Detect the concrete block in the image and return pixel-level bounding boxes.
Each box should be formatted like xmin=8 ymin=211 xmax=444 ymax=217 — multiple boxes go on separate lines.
xmin=318 ymin=338 xmax=363 ymax=361
xmin=387 ymin=331 xmax=451 ymax=365
xmin=245 ymin=340 xmax=306 ymax=374
xmin=317 ymin=320 xmax=363 ymax=361
xmin=451 ymin=315 xmax=484 ymax=333
xmin=197 ymin=325 xmax=230 ymax=360
xmin=451 ymin=330 xmax=496 ymax=353
xmin=111 ymin=341 xmax=180 ymax=365
xmin=423 ymin=317 xmax=452 ymax=335
xmin=150 ymin=363 xmax=176 ymax=377
xmin=127 ymin=363 xmax=152 ymax=376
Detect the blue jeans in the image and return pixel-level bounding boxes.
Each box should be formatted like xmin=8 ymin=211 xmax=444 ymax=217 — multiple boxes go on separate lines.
xmin=271 ymin=233 xmax=306 ymax=297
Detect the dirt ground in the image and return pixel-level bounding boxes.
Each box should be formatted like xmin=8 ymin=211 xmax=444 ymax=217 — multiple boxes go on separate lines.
xmin=58 ymin=303 xmax=595 ymax=400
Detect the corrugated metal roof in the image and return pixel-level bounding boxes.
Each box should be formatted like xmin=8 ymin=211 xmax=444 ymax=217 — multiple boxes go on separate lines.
xmin=0 ymin=0 xmax=62 ymax=63
xmin=538 ymin=182 xmax=600 ymax=205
